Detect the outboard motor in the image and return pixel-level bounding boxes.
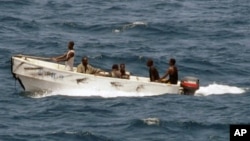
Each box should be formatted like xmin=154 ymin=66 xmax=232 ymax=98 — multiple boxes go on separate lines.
xmin=180 ymin=76 xmax=199 ymax=95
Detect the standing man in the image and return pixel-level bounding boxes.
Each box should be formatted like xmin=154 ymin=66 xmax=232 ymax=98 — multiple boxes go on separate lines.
xmin=159 ymin=58 xmax=178 ymax=84
xmin=146 ymin=59 xmax=160 ymax=82
xmin=52 ymin=41 xmax=75 ymax=71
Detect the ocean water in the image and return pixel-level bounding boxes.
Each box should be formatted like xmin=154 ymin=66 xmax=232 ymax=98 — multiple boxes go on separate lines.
xmin=1 ymin=0 xmax=250 ymax=140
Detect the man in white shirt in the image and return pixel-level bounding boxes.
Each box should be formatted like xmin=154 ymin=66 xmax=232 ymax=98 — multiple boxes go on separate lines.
xmin=52 ymin=41 xmax=75 ymax=71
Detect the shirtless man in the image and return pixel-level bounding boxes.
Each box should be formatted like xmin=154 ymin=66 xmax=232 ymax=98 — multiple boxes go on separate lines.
xmin=120 ymin=63 xmax=130 ymax=79
xmin=146 ymin=59 xmax=160 ymax=82
xmin=159 ymin=58 xmax=178 ymax=84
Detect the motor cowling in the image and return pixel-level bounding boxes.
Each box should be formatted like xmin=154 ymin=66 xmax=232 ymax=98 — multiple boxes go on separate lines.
xmin=180 ymin=76 xmax=199 ymax=95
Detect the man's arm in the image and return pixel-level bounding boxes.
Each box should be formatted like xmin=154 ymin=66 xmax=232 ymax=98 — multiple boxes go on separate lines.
xmin=56 ymin=52 xmax=74 ymax=62
xmin=88 ymin=65 xmax=103 ymax=74
xmin=52 ymin=53 xmax=67 ymax=62
xmin=160 ymin=70 xmax=169 ymax=80
xmin=160 ymin=67 xmax=174 ymax=79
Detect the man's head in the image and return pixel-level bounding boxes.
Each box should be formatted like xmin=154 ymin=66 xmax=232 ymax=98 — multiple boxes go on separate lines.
xmin=68 ymin=41 xmax=74 ymax=50
xmin=81 ymin=57 xmax=88 ymax=66
xmin=169 ymin=58 xmax=176 ymax=66
xmin=120 ymin=64 xmax=125 ymax=70
xmin=112 ymin=64 xmax=119 ymax=70
xmin=147 ymin=59 xmax=153 ymax=67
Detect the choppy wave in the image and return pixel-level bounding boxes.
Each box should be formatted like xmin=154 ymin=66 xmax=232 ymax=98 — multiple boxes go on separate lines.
xmin=139 ymin=117 xmax=228 ymax=128
xmin=1 ymin=131 xmax=113 ymax=141
xmin=112 ymin=21 xmax=148 ymax=33
xmin=48 ymin=131 xmax=113 ymax=141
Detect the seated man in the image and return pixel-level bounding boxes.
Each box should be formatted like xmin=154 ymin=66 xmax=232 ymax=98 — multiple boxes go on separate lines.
xmin=77 ymin=57 xmax=102 ymax=74
xmin=110 ymin=64 xmax=121 ymax=78
xmin=146 ymin=59 xmax=160 ymax=82
xmin=120 ymin=63 xmax=130 ymax=79
xmin=159 ymin=58 xmax=178 ymax=84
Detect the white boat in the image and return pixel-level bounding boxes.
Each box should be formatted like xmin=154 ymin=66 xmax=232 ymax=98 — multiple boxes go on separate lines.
xmin=11 ymin=55 xmax=199 ymax=96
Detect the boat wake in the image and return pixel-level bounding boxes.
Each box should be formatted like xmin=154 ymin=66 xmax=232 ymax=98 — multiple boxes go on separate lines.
xmin=195 ymin=83 xmax=246 ymax=96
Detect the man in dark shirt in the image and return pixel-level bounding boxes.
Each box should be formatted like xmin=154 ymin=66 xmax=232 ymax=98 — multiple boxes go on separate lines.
xmin=147 ymin=59 xmax=160 ymax=82
xmin=159 ymin=58 xmax=178 ymax=84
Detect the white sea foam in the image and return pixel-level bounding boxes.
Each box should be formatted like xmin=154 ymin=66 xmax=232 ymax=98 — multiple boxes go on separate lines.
xmin=195 ymin=83 xmax=245 ymax=96
xmin=113 ymin=21 xmax=147 ymax=33
xmin=143 ymin=117 xmax=160 ymax=125
xmin=132 ymin=21 xmax=147 ymax=26
xmin=113 ymin=29 xmax=120 ymax=33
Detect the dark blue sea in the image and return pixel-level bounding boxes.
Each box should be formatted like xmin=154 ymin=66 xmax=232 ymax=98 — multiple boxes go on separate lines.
xmin=1 ymin=0 xmax=250 ymax=140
